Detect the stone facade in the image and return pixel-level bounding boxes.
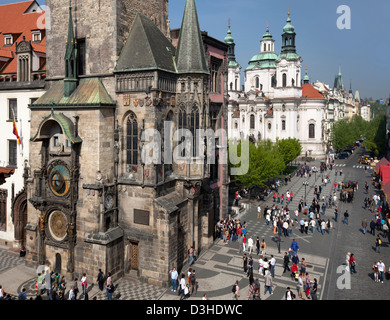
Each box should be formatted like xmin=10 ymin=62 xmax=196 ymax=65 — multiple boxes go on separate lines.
xmin=26 ymin=0 xmax=228 ymax=287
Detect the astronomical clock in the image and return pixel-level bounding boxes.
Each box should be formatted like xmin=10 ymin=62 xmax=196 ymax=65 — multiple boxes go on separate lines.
xmin=29 ymin=111 xmax=82 ymax=267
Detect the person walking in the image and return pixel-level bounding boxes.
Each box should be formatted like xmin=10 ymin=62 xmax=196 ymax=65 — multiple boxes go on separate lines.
xmin=44 ymin=269 xmax=52 ymax=300
xmin=310 ymin=278 xmax=318 ymax=300
xmin=334 ymin=207 xmax=338 ymax=222
xmin=370 ymin=219 xmax=376 ymax=235
xmin=169 ymin=267 xmax=178 ymax=292
xmin=260 ymin=239 xmax=266 ymax=256
xmin=270 ymin=255 xmax=276 ymax=278
xmin=97 ymin=269 xmax=105 ymax=291
xmin=264 ymin=271 xmax=273 ymax=295
xmin=375 ymin=236 xmax=382 ymax=253
xmin=81 ymin=273 xmax=87 ymax=298
xmin=190 ymin=270 xmax=197 ymax=295
xmin=189 ymin=246 xmax=195 ymax=266
xmin=73 ymin=277 xmax=79 ymax=300
xmin=372 ymin=262 xmax=379 ymax=283
xmin=256 ymin=237 xmax=260 ymax=255
xmin=343 ymin=210 xmax=349 ymax=225
xmin=349 ymin=254 xmax=357 ymax=274
xmin=18 ymin=288 xmax=27 ymax=300
xmin=283 ymin=252 xmax=290 ymax=273
xmin=106 ymin=280 xmax=114 ymax=300
xmin=362 ymin=218 xmax=368 ymax=235
xmin=242 ymin=253 xmax=248 ymax=274
xmin=377 ymin=260 xmax=386 ymax=283
xmin=247 ymin=236 xmax=254 ymax=255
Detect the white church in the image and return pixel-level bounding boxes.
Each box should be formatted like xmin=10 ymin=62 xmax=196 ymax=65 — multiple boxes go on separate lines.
xmin=226 ymin=12 xmax=327 ymax=159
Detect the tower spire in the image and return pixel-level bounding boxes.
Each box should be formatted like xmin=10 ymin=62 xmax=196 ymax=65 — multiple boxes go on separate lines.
xmin=64 ymin=0 xmax=78 ymax=97
xmin=176 ymin=0 xmax=208 ymax=74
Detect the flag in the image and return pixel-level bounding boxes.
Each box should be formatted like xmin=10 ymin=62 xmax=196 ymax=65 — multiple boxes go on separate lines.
xmin=12 ymin=112 xmax=21 ymax=145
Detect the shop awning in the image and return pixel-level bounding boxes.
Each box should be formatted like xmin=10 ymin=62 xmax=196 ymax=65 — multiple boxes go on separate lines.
xmin=375 ymin=157 xmax=390 ymax=174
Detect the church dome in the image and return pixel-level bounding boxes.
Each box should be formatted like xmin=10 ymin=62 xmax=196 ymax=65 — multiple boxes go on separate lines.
xmin=283 ymin=15 xmax=295 ymax=34
xmin=224 ymin=28 xmax=234 ymax=44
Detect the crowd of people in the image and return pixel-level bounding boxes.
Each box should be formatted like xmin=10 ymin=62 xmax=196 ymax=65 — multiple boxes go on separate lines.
xmin=4 ymin=264 xmax=115 ymax=300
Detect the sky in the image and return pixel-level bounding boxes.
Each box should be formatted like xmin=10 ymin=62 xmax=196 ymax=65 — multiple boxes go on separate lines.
xmin=1 ymin=0 xmax=388 ymax=100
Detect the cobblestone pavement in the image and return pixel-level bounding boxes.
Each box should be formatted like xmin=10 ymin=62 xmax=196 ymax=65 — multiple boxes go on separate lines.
xmin=0 ymin=148 xmax=388 ymax=300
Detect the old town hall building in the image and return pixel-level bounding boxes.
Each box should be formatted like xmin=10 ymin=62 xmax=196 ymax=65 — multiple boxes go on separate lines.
xmin=25 ymin=0 xmax=228 ymax=287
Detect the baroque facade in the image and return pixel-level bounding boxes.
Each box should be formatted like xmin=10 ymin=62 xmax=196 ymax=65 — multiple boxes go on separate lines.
xmin=0 ymin=0 xmax=46 ymax=247
xmin=226 ymin=12 xmax=326 ymax=159
xmin=26 ymin=0 xmax=228 ymax=287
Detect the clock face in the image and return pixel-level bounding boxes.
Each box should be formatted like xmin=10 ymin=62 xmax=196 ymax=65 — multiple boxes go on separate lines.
xmin=104 ymin=194 xmax=114 ymax=210
xmin=47 ymin=160 xmax=71 ymax=197
xmin=48 ymin=210 xmax=68 ymax=242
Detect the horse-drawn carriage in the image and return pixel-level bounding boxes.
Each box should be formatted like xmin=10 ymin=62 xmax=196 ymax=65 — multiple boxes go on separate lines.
xmin=340 ymin=181 xmax=357 ymax=203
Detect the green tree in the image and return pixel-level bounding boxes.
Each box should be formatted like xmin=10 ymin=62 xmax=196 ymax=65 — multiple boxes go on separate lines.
xmin=229 ymin=139 xmax=285 ymax=188
xmin=276 ymin=138 xmax=302 ymax=165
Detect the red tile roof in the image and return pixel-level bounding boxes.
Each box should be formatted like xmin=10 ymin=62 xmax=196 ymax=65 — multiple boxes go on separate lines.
xmin=0 ymin=1 xmax=45 ymax=74
xmin=302 ymin=83 xmax=325 ymax=100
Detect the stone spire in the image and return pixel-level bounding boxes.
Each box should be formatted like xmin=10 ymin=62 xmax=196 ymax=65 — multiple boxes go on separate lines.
xmin=64 ymin=0 xmax=78 ymax=97
xmin=175 ymin=0 xmax=208 ymax=74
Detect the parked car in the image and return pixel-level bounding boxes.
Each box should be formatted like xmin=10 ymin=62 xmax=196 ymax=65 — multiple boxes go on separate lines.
xmin=336 ymin=152 xmax=349 ymax=159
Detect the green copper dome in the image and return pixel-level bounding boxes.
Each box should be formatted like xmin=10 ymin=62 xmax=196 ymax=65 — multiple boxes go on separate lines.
xmin=283 ymin=15 xmax=295 ymax=34
xmin=224 ymin=28 xmax=234 ymax=44
xmin=262 ymin=26 xmax=273 ymax=40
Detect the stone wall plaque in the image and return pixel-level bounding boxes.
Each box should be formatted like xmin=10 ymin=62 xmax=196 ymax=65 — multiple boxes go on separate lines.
xmin=134 ymin=209 xmax=149 ymax=226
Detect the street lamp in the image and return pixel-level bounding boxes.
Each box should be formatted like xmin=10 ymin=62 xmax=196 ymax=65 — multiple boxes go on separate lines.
xmin=303 ymin=181 xmax=309 ymax=204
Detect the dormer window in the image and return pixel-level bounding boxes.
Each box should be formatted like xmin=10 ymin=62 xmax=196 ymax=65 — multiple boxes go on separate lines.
xmin=32 ymin=31 xmax=41 ymax=43
xmin=4 ymin=34 xmax=12 ymax=46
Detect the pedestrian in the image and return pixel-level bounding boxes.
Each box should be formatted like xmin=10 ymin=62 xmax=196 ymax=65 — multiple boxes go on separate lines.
xmin=232 ymin=280 xmax=239 ymax=300
xmin=290 ymin=239 xmax=299 ymax=257
xmin=297 ymin=273 xmax=304 ymax=299
xmin=256 ymin=237 xmax=260 ymax=255
xmin=58 ymin=277 xmax=66 ymax=300
xmin=242 ymin=234 xmax=247 ymax=252
xmin=190 ymin=270 xmax=197 ymax=295
xmin=349 ymin=253 xmax=357 ymax=274
xmin=305 ymin=273 xmax=311 ymax=299
xmin=81 ymin=273 xmax=87 ymax=297
xmin=18 ymin=288 xmax=27 ymax=300
xmin=242 ymin=253 xmax=248 ymax=273
xmin=68 ymin=285 xmax=75 ymax=300
xmin=264 ymin=271 xmax=273 ymax=295
xmin=375 ymin=236 xmax=382 ymax=253
xmin=45 ymin=269 xmax=52 ymax=300
xmin=247 ymin=236 xmax=254 ymax=255
xmin=300 ymin=258 xmax=307 ymax=275
xmin=270 ymin=255 xmax=276 ymax=278
xmin=283 ymin=252 xmax=290 ymax=273
xmin=334 ymin=207 xmax=338 ymax=222
xmin=73 ymin=277 xmax=79 ymax=300
xmin=377 ymin=260 xmax=386 ymax=283
xmin=343 ymin=210 xmax=349 ymax=225
xmin=285 ymin=287 xmax=295 ymax=300
xmin=370 ymin=219 xmax=376 ymax=235
xmin=169 ymin=267 xmax=178 ymax=292
xmin=260 ymin=239 xmax=266 ymax=256
xmin=372 ymin=262 xmax=379 ymax=282
xmin=310 ymin=278 xmax=318 ymax=300
xmin=257 ymin=205 xmax=261 ymax=219
xmin=97 ymin=269 xmax=105 ymax=291
xmin=258 ymin=255 xmax=264 ymax=276
xmin=189 ymin=246 xmax=195 ymax=266
xmin=106 ymin=280 xmax=114 ymax=300
xmin=179 ymin=273 xmax=186 ymax=297
xmin=361 ymin=218 xmax=367 ymax=235
xmin=247 ymin=256 xmax=253 ymax=277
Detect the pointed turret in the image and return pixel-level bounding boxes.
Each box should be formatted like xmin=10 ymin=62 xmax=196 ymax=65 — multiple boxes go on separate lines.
xmin=176 ymin=0 xmax=208 ymax=74
xmin=64 ymin=0 xmax=78 ymax=97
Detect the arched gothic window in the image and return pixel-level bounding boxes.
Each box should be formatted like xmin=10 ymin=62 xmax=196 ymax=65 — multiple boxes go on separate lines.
xmin=190 ymin=106 xmax=200 ymax=156
xmin=126 ymin=112 xmax=138 ymax=170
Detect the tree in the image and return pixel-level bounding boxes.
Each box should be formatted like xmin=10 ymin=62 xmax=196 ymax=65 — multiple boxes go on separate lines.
xmin=276 ymin=138 xmax=302 ymax=165
xmin=229 ymin=139 xmax=285 ymax=188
